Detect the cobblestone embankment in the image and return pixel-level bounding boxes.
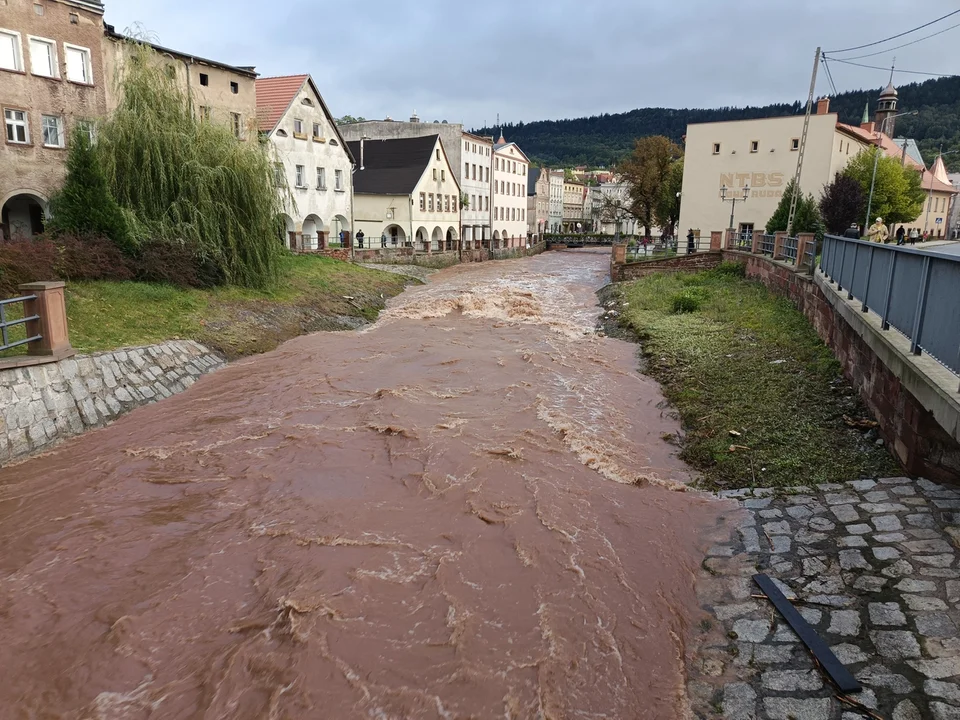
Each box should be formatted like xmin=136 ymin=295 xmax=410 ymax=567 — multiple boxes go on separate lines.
xmin=1 ymin=341 xmax=224 ymax=465
xmin=691 ymin=477 xmax=960 ymax=720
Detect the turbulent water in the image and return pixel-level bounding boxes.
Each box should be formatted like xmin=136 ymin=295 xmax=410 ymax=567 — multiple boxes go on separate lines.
xmin=0 ymin=250 xmax=722 ymax=719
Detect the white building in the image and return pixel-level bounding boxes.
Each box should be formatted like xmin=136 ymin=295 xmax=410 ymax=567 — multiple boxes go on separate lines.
xmin=492 ymin=134 xmax=530 ymax=247
xmin=257 ymin=74 xmax=354 ymax=250
xmin=460 ymin=131 xmax=493 ymax=247
xmin=347 ymin=134 xmax=461 ymax=252
xmin=595 ymin=183 xmax=639 ymax=236
xmin=548 ymin=170 xmax=564 ymax=232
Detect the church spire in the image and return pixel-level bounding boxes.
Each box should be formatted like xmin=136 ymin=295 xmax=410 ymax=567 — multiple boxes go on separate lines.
xmin=862 ymin=103 xmax=870 ymax=125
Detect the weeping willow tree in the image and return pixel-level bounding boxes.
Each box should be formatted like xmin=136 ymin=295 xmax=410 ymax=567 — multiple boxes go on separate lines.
xmin=97 ymin=43 xmax=284 ymax=288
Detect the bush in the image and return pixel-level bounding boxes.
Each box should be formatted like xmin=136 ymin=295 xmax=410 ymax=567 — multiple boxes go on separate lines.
xmin=56 ymin=234 xmax=134 ymax=282
xmin=672 ymin=288 xmax=707 ymax=313
xmin=133 ymin=240 xmax=224 ymax=289
xmin=713 ymin=261 xmax=747 ymax=278
xmin=0 ymin=238 xmax=58 ymax=297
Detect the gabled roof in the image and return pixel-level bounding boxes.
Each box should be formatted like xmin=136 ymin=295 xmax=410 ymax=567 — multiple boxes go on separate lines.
xmin=256 ymin=74 xmax=354 ymax=163
xmin=347 ymin=135 xmax=443 ymax=195
xmin=493 ymin=140 xmax=531 ymax=165
xmin=527 ymin=167 xmax=541 ymax=195
xmin=104 ymin=25 xmax=257 ymax=78
xmin=892 ymin=138 xmax=926 ymax=168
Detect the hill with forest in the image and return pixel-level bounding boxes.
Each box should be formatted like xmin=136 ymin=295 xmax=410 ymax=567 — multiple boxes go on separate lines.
xmin=473 ymin=76 xmax=960 ymax=171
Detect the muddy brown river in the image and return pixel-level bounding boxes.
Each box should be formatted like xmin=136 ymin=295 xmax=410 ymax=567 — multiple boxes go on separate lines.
xmin=0 ymin=249 xmax=722 ymax=719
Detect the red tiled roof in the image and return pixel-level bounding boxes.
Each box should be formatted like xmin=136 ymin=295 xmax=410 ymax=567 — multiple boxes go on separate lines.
xmin=256 ymin=75 xmax=309 ymax=133
xmin=836 ymin=122 xmax=956 ymax=194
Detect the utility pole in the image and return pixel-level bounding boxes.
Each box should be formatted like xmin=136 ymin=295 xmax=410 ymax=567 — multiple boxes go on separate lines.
xmin=786 ymin=47 xmax=820 ymax=237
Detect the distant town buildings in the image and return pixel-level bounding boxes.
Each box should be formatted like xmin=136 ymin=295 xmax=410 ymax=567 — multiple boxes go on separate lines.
xmin=678 ymin=88 xmax=957 ymax=239
xmin=548 ymin=170 xmax=564 ymax=233
xmin=527 ymin=168 xmax=550 ymax=240
xmin=256 ymin=74 xmax=354 ymax=250
xmin=492 ymin=134 xmax=530 ymax=247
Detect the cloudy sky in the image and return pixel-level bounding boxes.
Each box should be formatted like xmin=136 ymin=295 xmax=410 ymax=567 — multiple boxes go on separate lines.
xmin=105 ymin=0 xmax=957 ymax=128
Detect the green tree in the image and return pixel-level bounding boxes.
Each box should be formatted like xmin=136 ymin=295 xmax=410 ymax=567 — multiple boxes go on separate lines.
xmin=48 ymin=126 xmax=134 ymax=252
xmin=765 ymin=179 xmax=821 ymax=234
xmin=653 ymin=158 xmax=683 ymax=236
xmin=335 ymin=115 xmax=366 ymax=125
xmin=842 ymin=148 xmax=925 ymax=225
xmin=96 ymin=42 xmax=285 ymax=288
xmin=621 ymin=135 xmax=682 ymax=237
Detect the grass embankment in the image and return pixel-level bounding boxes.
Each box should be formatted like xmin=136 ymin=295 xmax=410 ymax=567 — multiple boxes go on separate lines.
xmin=3 ymin=255 xmax=412 ymax=360
xmin=612 ymin=263 xmax=897 ymax=490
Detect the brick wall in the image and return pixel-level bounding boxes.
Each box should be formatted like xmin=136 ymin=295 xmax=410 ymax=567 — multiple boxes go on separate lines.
xmin=722 ymin=249 xmax=960 ymax=483
xmin=315 ymin=249 xmax=351 ymax=261
xmin=611 ymin=252 xmax=722 ymax=282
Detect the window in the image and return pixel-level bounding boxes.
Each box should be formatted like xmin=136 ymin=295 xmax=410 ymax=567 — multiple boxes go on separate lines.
xmin=471 ymin=194 xmax=475 ymax=209
xmin=791 ymin=138 xmax=800 ymax=151
xmin=4 ymin=108 xmax=28 ymax=143
xmin=441 ymin=169 xmax=446 ymax=181
xmin=64 ymin=44 xmax=92 ymax=84
xmin=28 ymin=37 xmax=57 ymax=77
xmin=436 ymin=148 xmax=440 ymax=160
xmin=465 ymin=161 xmax=469 ymax=177
xmin=750 ymin=140 xmax=759 ymax=153
xmin=33 ymin=3 xmax=43 ymax=15
xmin=231 ymin=113 xmax=242 ymax=138
xmin=317 ymin=167 xmax=326 ymax=189
xmin=442 ymin=195 xmax=448 ymax=212
xmin=230 ymin=81 xmax=238 ymax=94
xmin=76 ymin=119 xmax=95 ymax=144
xmin=41 ymin=114 xmax=63 ymax=147
xmin=301 ymin=98 xmax=313 ymax=106
xmin=484 ymin=196 xmax=488 ymax=211
xmin=429 ymin=194 xmax=434 ymax=212
xmin=712 ymin=143 xmax=721 ymax=155
xmin=433 ymin=168 xmax=437 ymax=181
xmin=472 ymin=164 xmax=476 ymax=180
xmin=69 ymin=12 xmax=79 ymax=24
xmin=335 ymin=169 xmax=343 ymax=190
xmin=1 ymin=30 xmax=23 ymax=72
xmin=199 ymin=73 xmax=209 ymax=86
xmin=293 ymin=119 xmax=304 ymax=136
xmin=313 ymin=122 xmax=321 ymax=139
xmin=295 ymin=164 xmax=306 ymax=188
xmin=419 ymin=192 xmax=426 ymax=211
xmin=464 ymin=141 xmax=468 ymax=152
xmin=513 ymin=162 xmax=516 ymax=173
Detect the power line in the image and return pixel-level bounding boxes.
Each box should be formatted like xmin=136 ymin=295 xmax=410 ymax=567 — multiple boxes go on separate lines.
xmin=825 ymin=9 xmax=960 ymax=54
xmin=840 ymin=21 xmax=960 ymax=60
xmin=828 ymin=57 xmax=960 ymax=78
xmin=821 ymin=55 xmax=839 ymax=97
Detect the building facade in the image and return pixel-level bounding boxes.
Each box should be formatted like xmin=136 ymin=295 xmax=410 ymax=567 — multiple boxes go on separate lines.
xmin=527 ymin=167 xmax=549 ymax=239
xmin=1 ymin=0 xmax=107 ymax=239
xmin=492 ymin=135 xmax=530 ymax=247
xmin=547 ymin=170 xmax=563 ymax=232
xmin=460 ymin=131 xmax=492 ymax=247
xmin=339 ymin=117 xmax=492 ymax=247
xmin=102 ymin=27 xmax=257 ymax=137
xmin=348 ymin=134 xmax=461 ymax=252
xmin=562 ymin=179 xmax=587 ymax=230
xmin=256 ymin=74 xmax=354 ymax=250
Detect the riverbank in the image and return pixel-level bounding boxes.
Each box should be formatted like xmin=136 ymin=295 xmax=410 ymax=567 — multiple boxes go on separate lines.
xmin=604 ymin=263 xmax=898 ymax=490
xmin=59 ymin=255 xmax=413 ymax=359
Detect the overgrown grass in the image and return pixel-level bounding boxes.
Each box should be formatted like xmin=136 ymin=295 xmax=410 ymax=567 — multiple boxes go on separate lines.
xmin=617 ymin=267 xmax=897 ymax=490
xmin=62 ymin=255 xmax=412 ymax=357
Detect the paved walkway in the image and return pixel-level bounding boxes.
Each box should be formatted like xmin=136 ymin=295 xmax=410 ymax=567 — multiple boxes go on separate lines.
xmin=691 ymin=477 xmax=960 ymax=720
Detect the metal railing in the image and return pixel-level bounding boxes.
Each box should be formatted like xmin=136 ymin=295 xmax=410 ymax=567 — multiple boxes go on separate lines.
xmin=821 ymin=234 xmax=960 ymax=380
xmin=760 ymin=234 xmax=775 ymax=256
xmin=0 ymin=295 xmax=40 ymax=353
xmin=731 ymin=231 xmax=753 ymax=251
xmin=782 ymin=235 xmax=799 ymax=263
xmin=803 ymin=238 xmax=817 ymax=274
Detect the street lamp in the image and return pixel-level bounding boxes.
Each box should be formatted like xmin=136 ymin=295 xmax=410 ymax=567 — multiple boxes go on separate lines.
xmin=720 ymin=184 xmax=750 ymax=235
xmin=865 ymin=111 xmax=919 ymax=232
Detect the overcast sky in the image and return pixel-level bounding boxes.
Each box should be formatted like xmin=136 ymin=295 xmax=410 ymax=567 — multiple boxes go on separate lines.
xmin=105 ymin=0 xmax=957 ymax=129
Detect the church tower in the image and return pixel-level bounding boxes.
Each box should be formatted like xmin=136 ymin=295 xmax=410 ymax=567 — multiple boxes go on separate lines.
xmin=875 ymin=67 xmax=899 ymax=135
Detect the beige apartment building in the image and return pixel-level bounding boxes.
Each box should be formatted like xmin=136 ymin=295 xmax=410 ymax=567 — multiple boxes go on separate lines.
xmin=1 ymin=0 xmax=107 ymax=240
xmin=102 ymin=25 xmax=257 ymax=139
xmin=678 ymin=91 xmax=956 ymax=239
xmin=562 ymin=179 xmax=587 ymax=230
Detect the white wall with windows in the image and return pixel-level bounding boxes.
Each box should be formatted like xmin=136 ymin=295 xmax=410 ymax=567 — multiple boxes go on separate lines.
xmin=461 ymin=133 xmax=492 ymax=247
xmin=261 ymin=77 xmax=353 ymax=250
xmin=492 ymin=143 xmax=530 ymax=247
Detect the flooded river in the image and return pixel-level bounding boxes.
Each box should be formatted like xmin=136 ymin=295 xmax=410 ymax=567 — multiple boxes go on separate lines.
xmin=0 ymin=250 xmax=721 ymax=719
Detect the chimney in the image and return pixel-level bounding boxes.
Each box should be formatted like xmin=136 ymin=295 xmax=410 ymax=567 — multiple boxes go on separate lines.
xmin=861 ymin=121 xmax=876 ymax=133
xmin=816 ymin=97 xmax=830 ymax=115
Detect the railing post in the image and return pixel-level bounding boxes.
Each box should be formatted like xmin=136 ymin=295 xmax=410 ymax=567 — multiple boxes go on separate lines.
xmin=752 ymin=230 xmax=762 ymax=253
xmin=797 ymin=233 xmax=813 ymax=268
xmin=847 ymin=243 xmax=859 ymax=301
xmin=836 ymin=240 xmax=847 ymax=292
xmin=861 ymin=246 xmax=876 ymax=312
xmin=909 ymin=256 xmax=932 ymax=356
xmin=18 ymin=282 xmax=72 ymax=357
xmin=880 ymin=252 xmax=897 ymax=331
xmin=773 ymin=231 xmax=786 ymax=260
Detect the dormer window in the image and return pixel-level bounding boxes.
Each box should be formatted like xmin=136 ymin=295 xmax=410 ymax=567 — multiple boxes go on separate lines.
xmin=302 ymin=98 xmax=314 ymax=106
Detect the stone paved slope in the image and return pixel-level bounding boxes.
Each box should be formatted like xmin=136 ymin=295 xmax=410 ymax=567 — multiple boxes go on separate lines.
xmin=691 ymin=477 xmax=960 ymax=720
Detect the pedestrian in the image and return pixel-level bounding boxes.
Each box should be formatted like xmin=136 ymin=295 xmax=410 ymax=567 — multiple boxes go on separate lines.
xmin=922 ymin=230 xmax=929 ymax=242
xmin=895 ymin=225 xmax=905 ymax=245
xmin=687 ymin=229 xmax=696 ymax=254
xmin=381 ymin=233 xmax=387 ymax=248
xmin=867 ymin=217 xmax=889 ymax=244
xmin=909 ymin=227 xmax=919 ymax=244
xmin=843 ymin=223 xmax=861 ymax=239
xmin=339 ymin=230 xmax=345 ymax=247
xmin=356 ymin=230 xmax=365 ymax=249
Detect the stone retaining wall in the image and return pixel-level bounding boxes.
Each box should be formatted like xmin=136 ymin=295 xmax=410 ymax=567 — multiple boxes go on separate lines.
xmin=1 ymin=340 xmax=224 ymax=466
xmin=611 ymin=250 xmax=722 ymax=281
xmin=723 ymin=249 xmax=960 ymax=483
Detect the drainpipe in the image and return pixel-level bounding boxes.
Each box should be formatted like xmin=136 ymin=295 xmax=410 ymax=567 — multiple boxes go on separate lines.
xmin=349 ymin=162 xmax=356 ymax=260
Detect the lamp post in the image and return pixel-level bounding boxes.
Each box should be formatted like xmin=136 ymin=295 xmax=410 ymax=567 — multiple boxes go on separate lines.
xmin=720 ymin=184 xmax=750 ymax=237
xmin=865 ymin=110 xmax=919 ymax=233
xmin=924 ymin=147 xmax=959 ymax=239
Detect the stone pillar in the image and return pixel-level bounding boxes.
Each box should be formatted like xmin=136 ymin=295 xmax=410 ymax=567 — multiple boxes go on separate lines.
xmin=752 ymin=230 xmax=763 ymax=253
xmin=19 ymin=282 xmax=72 ymax=358
xmin=610 ymin=243 xmax=627 ymax=282
xmin=797 ymin=232 xmax=815 ymax=268
xmin=710 ymin=231 xmax=722 ymax=250
xmin=774 ymin=231 xmax=786 ymax=260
